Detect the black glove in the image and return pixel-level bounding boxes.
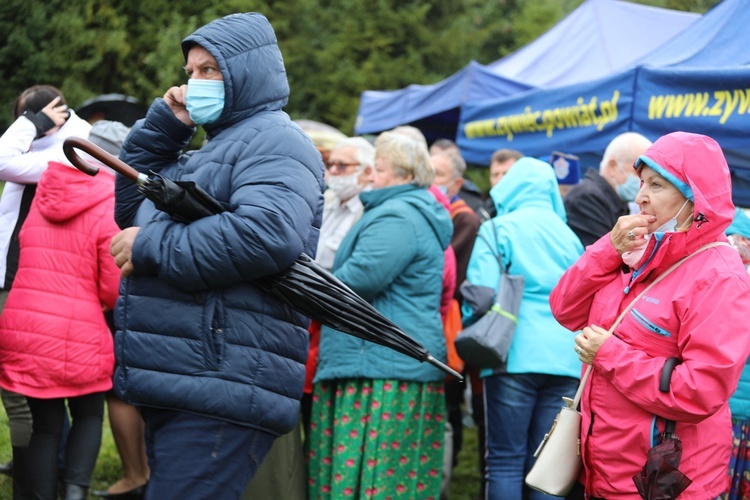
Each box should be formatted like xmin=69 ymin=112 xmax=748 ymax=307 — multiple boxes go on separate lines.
xmin=22 ymin=110 xmax=58 ymax=139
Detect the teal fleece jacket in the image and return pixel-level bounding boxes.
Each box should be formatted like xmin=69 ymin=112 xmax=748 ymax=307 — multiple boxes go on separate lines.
xmin=315 ymin=184 xmax=453 ymax=383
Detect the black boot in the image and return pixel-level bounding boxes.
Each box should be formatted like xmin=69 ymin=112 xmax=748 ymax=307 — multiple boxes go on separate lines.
xmin=63 ymin=483 xmax=89 ymax=500
xmin=11 ymin=446 xmax=32 ymax=500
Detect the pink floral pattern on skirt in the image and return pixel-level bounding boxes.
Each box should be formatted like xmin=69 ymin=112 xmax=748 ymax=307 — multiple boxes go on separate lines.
xmin=307 ymin=378 xmax=445 ymax=499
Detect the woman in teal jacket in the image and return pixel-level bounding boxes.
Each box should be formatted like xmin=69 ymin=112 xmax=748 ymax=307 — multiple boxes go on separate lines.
xmin=463 ymin=157 xmax=583 ymax=499
xmin=310 ymin=131 xmax=453 ymax=499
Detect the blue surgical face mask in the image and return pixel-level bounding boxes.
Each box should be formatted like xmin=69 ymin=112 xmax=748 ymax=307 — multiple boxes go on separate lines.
xmin=436 ymin=185 xmax=448 ymax=196
xmin=617 ymin=174 xmax=640 ymax=202
xmin=186 ymin=79 xmax=225 ymax=125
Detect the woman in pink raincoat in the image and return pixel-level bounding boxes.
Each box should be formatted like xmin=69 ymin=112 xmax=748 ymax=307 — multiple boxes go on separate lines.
xmin=550 ymin=132 xmax=750 ymax=499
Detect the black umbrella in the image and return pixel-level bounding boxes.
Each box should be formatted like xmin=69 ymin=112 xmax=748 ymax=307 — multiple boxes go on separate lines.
xmin=632 ymin=357 xmax=692 ymax=499
xmin=75 ymin=94 xmax=148 ymax=127
xmin=63 ymin=137 xmax=461 ymax=380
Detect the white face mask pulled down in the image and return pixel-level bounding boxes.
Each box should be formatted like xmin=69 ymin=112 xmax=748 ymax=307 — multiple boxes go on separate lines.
xmin=327 ymin=171 xmax=363 ymax=201
xmin=621 ymin=199 xmax=691 ymax=268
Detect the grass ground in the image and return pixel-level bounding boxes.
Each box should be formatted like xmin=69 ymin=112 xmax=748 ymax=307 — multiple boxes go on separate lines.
xmin=0 ymin=405 xmax=483 ymax=499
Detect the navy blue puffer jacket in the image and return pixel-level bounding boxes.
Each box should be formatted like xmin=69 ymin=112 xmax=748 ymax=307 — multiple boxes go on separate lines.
xmin=113 ymin=13 xmax=324 ymax=436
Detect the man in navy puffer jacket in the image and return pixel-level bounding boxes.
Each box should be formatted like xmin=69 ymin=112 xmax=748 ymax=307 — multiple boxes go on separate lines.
xmin=109 ymin=13 xmax=324 ymax=498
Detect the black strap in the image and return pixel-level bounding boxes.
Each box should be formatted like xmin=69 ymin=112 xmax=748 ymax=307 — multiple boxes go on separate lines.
xmin=477 ymin=222 xmax=510 ymax=274
xmin=659 ymin=357 xmax=681 ymax=436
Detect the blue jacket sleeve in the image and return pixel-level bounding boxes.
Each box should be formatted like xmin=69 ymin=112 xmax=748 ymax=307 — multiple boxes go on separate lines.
xmin=129 ymin=124 xmax=322 ymax=292
xmin=115 ymin=99 xmax=195 ymax=229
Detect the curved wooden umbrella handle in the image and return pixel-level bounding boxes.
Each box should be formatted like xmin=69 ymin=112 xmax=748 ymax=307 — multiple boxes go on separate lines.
xmin=63 ymin=137 xmax=145 ymax=184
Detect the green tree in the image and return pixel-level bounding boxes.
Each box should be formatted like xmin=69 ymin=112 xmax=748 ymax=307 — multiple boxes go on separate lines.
xmin=0 ymin=0 xmax=717 ymax=136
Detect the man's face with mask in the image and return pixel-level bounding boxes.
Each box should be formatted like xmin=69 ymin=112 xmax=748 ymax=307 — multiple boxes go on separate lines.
xmin=613 ymin=159 xmax=641 ymax=202
xmin=431 ymin=153 xmax=461 ymax=198
xmin=325 ymin=146 xmax=369 ymax=202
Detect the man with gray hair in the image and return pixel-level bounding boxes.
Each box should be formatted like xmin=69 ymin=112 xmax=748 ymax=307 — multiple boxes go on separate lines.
xmin=564 ymin=132 xmax=652 ymax=247
xmin=431 ymin=151 xmax=480 ymax=297
xmin=316 ymin=136 xmax=374 ymax=270
xmin=300 ymin=136 xmax=374 ymax=440
xmin=431 ymin=149 xmax=480 ymax=497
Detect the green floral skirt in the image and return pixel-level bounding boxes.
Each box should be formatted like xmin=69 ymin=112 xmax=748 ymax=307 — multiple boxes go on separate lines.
xmin=307 ymin=378 xmax=445 ymax=499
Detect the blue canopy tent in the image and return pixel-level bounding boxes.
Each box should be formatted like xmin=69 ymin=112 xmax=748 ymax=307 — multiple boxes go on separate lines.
xmin=483 ymin=0 xmax=698 ymax=88
xmin=354 ymin=0 xmax=698 ymax=142
xmin=353 ymin=62 xmax=532 ymax=142
xmin=456 ymin=0 xmax=750 ymax=206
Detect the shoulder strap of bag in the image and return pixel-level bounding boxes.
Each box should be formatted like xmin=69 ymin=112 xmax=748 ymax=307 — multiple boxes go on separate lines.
xmin=476 ymin=222 xmax=509 ymax=275
xmin=571 ymin=241 xmax=730 ymax=408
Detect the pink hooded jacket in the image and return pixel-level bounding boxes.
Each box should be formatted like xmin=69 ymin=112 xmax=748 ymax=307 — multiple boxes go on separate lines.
xmin=0 ymin=162 xmax=121 ymax=398
xmin=550 ymin=133 xmax=750 ymax=499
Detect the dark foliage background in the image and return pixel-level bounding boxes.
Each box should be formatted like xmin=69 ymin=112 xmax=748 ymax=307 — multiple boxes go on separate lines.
xmin=0 ymin=0 xmax=718 ymax=136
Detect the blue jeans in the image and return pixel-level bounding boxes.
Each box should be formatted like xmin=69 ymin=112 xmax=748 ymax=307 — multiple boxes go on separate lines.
xmin=484 ymin=373 xmax=579 ymax=500
xmin=141 ymin=408 xmax=275 ymax=499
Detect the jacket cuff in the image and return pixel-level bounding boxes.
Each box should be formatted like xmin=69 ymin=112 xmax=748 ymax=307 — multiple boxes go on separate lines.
xmin=131 ymin=223 xmax=165 ymax=276
xmin=587 ymin=233 xmax=627 ymax=271
xmin=592 ymin=332 xmax=623 ymax=378
xmin=22 ymin=111 xmax=57 ymax=138
xmin=146 ymin=98 xmax=196 ymax=147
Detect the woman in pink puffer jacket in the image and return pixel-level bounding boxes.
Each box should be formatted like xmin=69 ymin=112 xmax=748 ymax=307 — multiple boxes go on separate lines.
xmin=0 ymin=158 xmax=121 ymax=500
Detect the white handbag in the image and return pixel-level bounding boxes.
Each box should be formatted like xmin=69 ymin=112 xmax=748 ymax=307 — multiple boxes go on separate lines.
xmin=524 ymin=365 xmax=591 ymax=496
xmin=525 ymin=242 xmax=727 ymax=497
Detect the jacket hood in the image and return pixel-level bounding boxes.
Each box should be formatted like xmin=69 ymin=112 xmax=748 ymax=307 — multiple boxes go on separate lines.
xmin=636 ymin=132 xmax=734 ymax=241
xmin=37 ymin=162 xmax=115 ymax=222
xmin=727 ymin=207 xmax=750 ymax=238
xmin=489 ymin=157 xmax=567 ymax=221
xmin=181 ymin=13 xmax=290 ymax=135
xmin=361 ymin=184 xmax=453 ymax=250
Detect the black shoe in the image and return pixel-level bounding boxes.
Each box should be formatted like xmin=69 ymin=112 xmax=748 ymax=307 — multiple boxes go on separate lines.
xmin=91 ymin=483 xmax=147 ymax=499
xmin=0 ymin=460 xmax=12 ymax=476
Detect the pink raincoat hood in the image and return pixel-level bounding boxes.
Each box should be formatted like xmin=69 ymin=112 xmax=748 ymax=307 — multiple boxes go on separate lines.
xmin=36 ymin=161 xmax=115 ymax=223
xmin=637 ymin=132 xmax=734 ymax=242
xmin=630 ymin=132 xmax=734 ymax=275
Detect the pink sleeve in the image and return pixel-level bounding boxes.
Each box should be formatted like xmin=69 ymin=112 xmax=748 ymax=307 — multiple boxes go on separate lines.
xmin=549 ymin=234 xmax=623 ymax=331
xmin=596 ymin=270 xmax=750 ymax=422
xmin=440 ymin=246 xmax=457 ymax=322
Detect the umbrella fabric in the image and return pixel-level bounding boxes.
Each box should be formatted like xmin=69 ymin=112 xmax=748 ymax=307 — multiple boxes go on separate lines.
xmin=75 ymin=94 xmax=148 ymax=127
xmin=632 ymin=357 xmax=692 ymax=499
xmin=62 ymin=137 xmax=461 ymax=381
xmin=139 ymin=173 xmax=226 ymax=224
xmin=633 ymin=432 xmax=692 ymax=500
xmin=258 ymin=254 xmax=432 ymax=361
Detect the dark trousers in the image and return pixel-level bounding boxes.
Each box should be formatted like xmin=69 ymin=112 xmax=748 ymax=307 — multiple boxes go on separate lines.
xmin=444 ymin=376 xmax=465 ymax=467
xmin=26 ymin=392 xmax=106 ymax=499
xmin=141 ymin=407 xmax=275 ymax=499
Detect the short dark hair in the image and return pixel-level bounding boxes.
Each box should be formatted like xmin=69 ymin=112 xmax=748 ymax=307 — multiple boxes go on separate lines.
xmin=13 ymin=85 xmax=65 ymax=119
xmin=431 ymin=138 xmax=457 ymax=150
xmin=491 ymin=148 xmax=523 ymax=164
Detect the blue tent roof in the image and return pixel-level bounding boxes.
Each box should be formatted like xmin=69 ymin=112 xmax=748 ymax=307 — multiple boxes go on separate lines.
xmin=354 ymin=0 xmax=699 ymax=139
xmin=354 ymin=62 xmax=532 ymax=139
xmin=486 ymin=0 xmax=699 ymax=87
xmin=455 ymin=0 xmax=750 ymax=206
xmin=636 ymin=0 xmax=750 ymax=69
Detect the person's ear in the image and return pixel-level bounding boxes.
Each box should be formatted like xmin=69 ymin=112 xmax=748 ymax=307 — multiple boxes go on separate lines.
xmin=454 ymin=177 xmax=465 ymax=190
xmin=607 ymin=158 xmax=622 ymax=180
xmin=359 ymin=166 xmax=372 ymax=182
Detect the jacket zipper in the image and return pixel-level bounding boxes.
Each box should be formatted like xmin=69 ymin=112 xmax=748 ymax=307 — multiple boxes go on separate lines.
xmin=631 ymin=308 xmax=672 ymax=337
